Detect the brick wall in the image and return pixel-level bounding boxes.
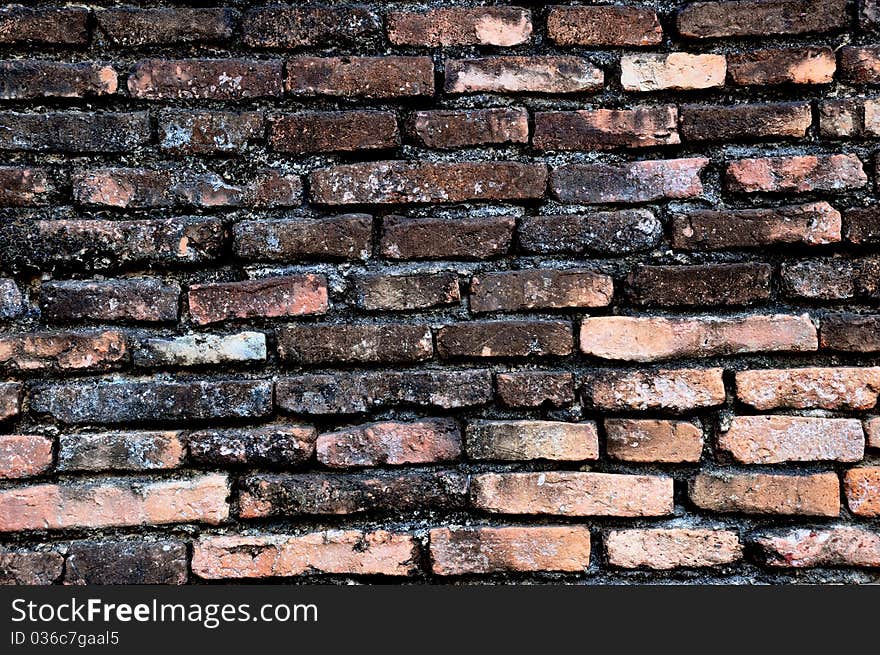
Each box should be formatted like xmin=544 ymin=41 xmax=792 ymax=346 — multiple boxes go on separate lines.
xmin=0 ymin=1 xmax=879 ymax=585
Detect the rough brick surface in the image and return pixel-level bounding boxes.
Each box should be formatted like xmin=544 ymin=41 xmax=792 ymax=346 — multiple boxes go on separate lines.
xmin=0 ymin=435 xmax=53 ymax=479
xmin=605 ymin=420 xmax=704 ymax=463
xmin=65 ymin=541 xmax=188 ymax=585
xmin=317 ymin=419 xmax=461 ymax=468
xmin=690 ymin=472 xmax=840 ymax=516
xmin=547 ymin=6 xmax=661 ymax=46
xmin=57 ymin=431 xmax=185 ymax=472
xmin=756 ymin=528 xmax=880 ymax=568
xmin=606 ymin=529 xmax=742 ymax=569
xmin=584 ymin=368 xmax=725 ymax=412
xmin=844 ymin=468 xmax=880 ymax=516
xmin=718 ymin=416 xmax=864 ymax=464
xmin=445 ymin=57 xmax=603 ymax=94
xmin=728 ymin=47 xmax=836 ymax=85
xmin=188 ymin=275 xmax=328 ymax=325
xmin=465 ymin=420 xmax=598 ymax=462
xmin=389 ymin=8 xmax=532 ymax=47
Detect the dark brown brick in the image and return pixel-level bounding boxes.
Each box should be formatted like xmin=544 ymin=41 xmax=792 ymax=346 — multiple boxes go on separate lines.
xmin=781 ymin=257 xmax=880 ymax=300
xmin=495 ymin=371 xmax=575 ymax=408
xmin=627 ymin=263 xmax=772 ymax=307
xmin=547 ymin=5 xmax=662 ymax=46
xmin=839 ymin=46 xmax=880 ymax=84
xmin=0 ymin=550 xmax=63 ymax=585
xmin=188 ymin=426 xmax=316 ymax=468
xmin=436 ymin=321 xmax=573 ymax=359
xmin=276 ymin=324 xmax=433 ymax=365
xmin=243 ymin=5 xmax=381 ymax=48
xmin=0 ymin=330 xmax=128 ymax=372
xmin=269 ymin=111 xmax=398 ymax=155
xmin=680 ymin=103 xmax=811 ymax=141
xmin=470 ymin=269 xmax=613 ymax=313
xmin=728 ymin=47 xmax=836 ymax=85
xmin=234 ymin=215 xmax=372 ymax=262
xmin=354 ymin=273 xmax=461 ymax=312
xmin=0 ymin=6 xmax=89 ymax=46
xmin=518 ymin=210 xmax=663 ymax=255
xmin=821 ymin=313 xmax=880 ymax=352
xmin=445 ymin=57 xmax=603 ymax=94
xmin=128 ymin=59 xmax=283 ymax=100
xmin=0 ymin=382 xmax=21 ymax=422
xmin=286 ymin=57 xmax=434 ymax=98
xmin=863 ymin=0 xmax=880 ymax=32
xmin=65 ymin=541 xmax=188 ymax=585
xmin=388 ymin=7 xmax=532 ymax=46
xmin=380 ymin=215 xmax=515 ymax=260
xmin=58 ymin=431 xmax=185 ymax=472
xmin=158 ymin=110 xmax=264 ymax=155
xmin=97 ymin=7 xmax=236 ymax=45
xmin=407 ymin=108 xmax=529 ymax=149
xmin=0 ymin=167 xmax=50 ymax=206
xmin=677 ymin=0 xmax=847 ymax=39
xmin=0 ymin=112 xmax=150 ymax=153
xmin=534 ymin=106 xmax=679 ymax=150
xmin=41 ymin=278 xmax=180 ymax=324
xmin=0 ymin=61 xmax=117 ymax=99
xmin=846 ymin=207 xmax=880 ymax=243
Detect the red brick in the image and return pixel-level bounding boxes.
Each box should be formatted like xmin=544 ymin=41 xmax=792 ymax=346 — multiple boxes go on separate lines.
xmin=0 ymin=383 xmax=20 ymax=422
xmin=839 ymin=46 xmax=880 ymax=84
xmin=128 ymin=59 xmax=283 ymax=100
xmin=0 ymin=550 xmax=63 ymax=585
xmin=269 ymin=111 xmax=398 ymax=154
xmin=677 ymin=0 xmax=847 ymax=38
xmin=736 ymin=367 xmax=880 ymax=410
xmin=866 ymin=416 xmax=880 ymax=449
xmin=0 ymin=330 xmax=127 ymax=372
xmin=407 ymin=108 xmax=529 ymax=149
xmin=0 ymin=435 xmax=52 ymax=479
xmin=690 ymin=472 xmax=840 ymax=516
xmin=718 ymin=416 xmax=864 ymax=464
xmin=317 ymin=419 xmax=461 ymax=468
xmin=495 ymin=371 xmax=574 ymax=408
xmin=188 ymin=275 xmax=328 ymax=325
xmin=64 ymin=541 xmax=188 ymax=585
xmin=627 ymin=263 xmax=772 ymax=307
xmin=547 ymin=5 xmax=661 ymax=46
xmin=235 ymin=215 xmax=372 ymax=263
xmin=470 ymin=269 xmax=613 ymax=313
xmin=276 ymin=324 xmax=433 ymax=365
xmin=821 ymin=313 xmax=880 ymax=352
xmin=606 ymin=419 xmax=704 ymax=463
xmin=534 ymin=106 xmax=679 ymax=150
xmin=354 ymin=273 xmax=461 ymax=312
xmin=680 ymin=102 xmax=811 ymax=141
xmin=389 ymin=7 xmax=532 ymax=46
xmin=844 ymin=467 xmax=880 ymax=516
xmin=97 ymin=7 xmax=236 ymax=46
xmin=158 ymin=110 xmax=264 ymax=155
xmin=465 ymin=420 xmax=598 ymax=462
xmin=0 ymin=5 xmax=88 ymax=45
xmin=445 ymin=57 xmax=603 ymax=94
xmin=756 ymin=527 xmax=880 ymax=568
xmin=380 ymin=215 xmax=515 ymax=260
xmin=40 ymin=278 xmax=180 ymax=324
xmin=286 ymin=57 xmax=434 ymax=98
xmin=583 ymin=368 xmax=726 ymax=412
xmin=606 ymin=529 xmax=742 ymax=569
xmin=726 ymin=154 xmax=867 ymax=193
xmin=518 ymin=210 xmax=662 ymax=255
xmin=620 ymin=53 xmax=726 ymax=91
xmin=728 ymin=47 xmax=836 ymax=85
xmin=437 ymin=320 xmax=572 ymax=359
xmin=188 ymin=426 xmax=316 ymax=468
xmin=0 ymin=167 xmax=51 ymax=206
xmin=242 ymin=5 xmax=380 ymax=48
xmin=58 ymin=431 xmax=185 ymax=472
xmin=0 ymin=61 xmax=117 ymax=99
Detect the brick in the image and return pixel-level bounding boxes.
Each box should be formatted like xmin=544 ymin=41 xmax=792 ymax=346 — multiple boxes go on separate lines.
xmin=0 ymin=61 xmax=117 ymax=99
xmin=519 ymin=210 xmax=662 ymax=255
xmin=0 ymin=435 xmax=52 ymax=479
xmin=471 ymin=472 xmax=673 ymax=517
xmin=844 ymin=467 xmax=880 ymax=516
xmin=0 ymin=5 xmax=88 ymax=45
xmin=690 ymin=472 xmax=840 ymax=516
xmin=239 ymin=470 xmax=468 ymax=517
xmin=188 ymin=426 xmax=316 ymax=468
xmin=867 ymin=416 xmax=880 ymax=449
xmin=470 ymin=269 xmax=613 ymax=313
xmin=680 ymin=103 xmax=811 ymax=141
xmin=134 ymin=332 xmax=266 ymax=369
xmin=839 ymin=46 xmax=880 ymax=84
xmin=311 ymin=161 xmax=547 ymax=205
xmin=58 ymin=431 xmax=185 ymax=472
xmin=407 ymin=108 xmax=529 ymax=149
xmin=389 ymin=7 xmax=531 ymax=46
xmin=552 ymin=158 xmax=708 ymax=204
xmin=0 ymin=474 xmax=229 ymax=532
xmin=437 ymin=321 xmax=572 ymax=359
xmin=0 ymin=279 xmax=22 ymax=319
xmin=821 ymin=313 xmax=880 ymax=352
xmin=65 ymin=541 xmax=188 ymax=585
xmin=0 ymin=550 xmax=63 ymax=585
xmin=671 ymin=202 xmax=842 ymax=250
xmin=620 ymin=53 xmax=726 ymax=91
xmin=607 ymin=529 xmax=742 ymax=570
xmin=780 ymin=256 xmax=880 ymax=300
xmin=728 ymin=47 xmax=836 ymax=85
xmin=756 ymin=528 xmax=880 ymax=568
xmin=719 ymin=416 xmax=864 ymax=464
xmin=627 ymin=263 xmax=772 ymax=307
xmin=547 ymin=5 xmax=662 ymax=46
xmin=242 ymin=5 xmax=380 ymax=48
xmin=0 ymin=167 xmax=50 ymax=206
xmin=354 ymin=273 xmax=461 ymax=312
xmin=97 ymin=7 xmax=235 ymax=46
xmin=495 ymin=371 xmax=574 ymax=408
xmin=31 ymin=380 xmax=272 ymax=425
xmin=269 ymin=111 xmax=398 ymax=154
xmin=0 ymin=111 xmax=149 ymax=153
xmin=580 ymin=314 xmax=817 ymax=362
xmin=466 ymin=420 xmax=598 ymax=462
xmin=0 ymin=330 xmax=127 ymax=372
xmin=234 ymin=215 xmax=372 ymax=262
xmin=863 ymin=0 xmax=880 ymax=31
xmin=726 ymin=154 xmax=867 ymax=193
xmin=445 ymin=57 xmax=603 ymax=94
xmin=41 ymin=278 xmax=180 ymax=324
xmin=584 ymin=368 xmax=726 ymax=412
xmin=276 ymin=370 xmax=492 ymax=415
xmin=317 ymin=419 xmax=461 ymax=468
xmin=276 ymin=324 xmax=433 ymax=365
xmin=534 ymin=106 xmax=679 ymax=151
xmin=677 ymin=0 xmax=847 ymax=38
xmin=430 ymin=526 xmax=591 ymax=575
xmin=819 ymin=99 xmax=861 ymax=137
xmin=158 ymin=110 xmax=264 ymax=155
xmin=0 ymin=383 xmax=20 ymax=422
xmin=380 ymin=215 xmax=515 ymax=260
xmin=846 ymin=206 xmax=880 ymax=243
xmin=736 ymin=367 xmax=880 ymax=410
xmin=194 ymin=531 xmax=417 ymax=579
xmin=188 ymin=275 xmax=328 ymax=325
xmin=606 ymin=419 xmax=704 ymax=463
xmin=128 ymin=59 xmax=283 ymax=100
xmin=286 ymin=57 xmax=433 ymax=98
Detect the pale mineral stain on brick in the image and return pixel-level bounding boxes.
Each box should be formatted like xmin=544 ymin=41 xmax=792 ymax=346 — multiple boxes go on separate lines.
xmin=620 ymin=53 xmax=726 ymax=91
xmin=756 ymin=527 xmax=880 ymax=567
xmin=585 ymin=368 xmax=725 ymax=412
xmin=736 ymin=367 xmax=880 ymax=410
xmin=606 ymin=529 xmax=743 ymax=569
xmin=317 ymin=419 xmax=462 ymax=468
xmin=0 ymin=435 xmax=53 ymax=479
xmin=844 ymin=467 xmax=880 ymax=516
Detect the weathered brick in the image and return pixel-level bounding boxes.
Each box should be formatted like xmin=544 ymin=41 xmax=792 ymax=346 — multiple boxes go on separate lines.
xmin=552 ymin=158 xmax=708 ymax=204
xmin=839 ymin=46 xmax=880 ymax=84
xmin=607 ymin=529 xmax=742 ymax=570
xmin=134 ymin=332 xmax=266 ymax=368
xmin=317 ymin=419 xmax=461 ymax=468
xmin=471 ymin=472 xmax=673 ymax=517
xmin=470 ymin=269 xmax=613 ymax=313
xmin=58 ymin=431 xmax=185 ymax=472
xmin=0 ymin=330 xmax=127 ymax=372
xmin=311 ymin=161 xmax=547 ymax=205
xmin=276 ymin=324 xmax=433 ymax=365
xmin=547 ymin=5 xmax=662 ymax=46
xmin=606 ymin=419 xmax=704 ymax=463
xmin=242 ymin=5 xmax=380 ymax=48
xmin=239 ymin=470 xmax=468 ymax=517
xmin=407 ymin=108 xmax=529 ymax=149
xmin=846 ymin=206 xmax=880 ymax=243
xmin=670 ymin=202 xmax=842 ymax=250
xmin=726 ymin=154 xmax=867 ymax=193
xmin=821 ymin=313 xmax=880 ymax=352
xmin=0 ymin=167 xmax=50 ymax=206
xmin=819 ymin=99 xmax=861 ymax=137
xmin=354 ymin=273 xmax=461 ymax=312
xmin=65 ymin=541 xmax=188 ymax=585
xmin=31 ymin=380 xmax=272 ymax=425
xmin=0 ymin=474 xmax=229 ymax=532
xmin=430 ymin=526 xmax=591 ymax=575
xmin=620 ymin=53 xmax=726 ymax=91
xmin=0 ymin=279 xmax=22 ymax=319
xmin=445 ymin=57 xmax=604 ymax=94
xmin=534 ymin=106 xmax=678 ymax=151
xmin=188 ymin=426 xmax=316 ymax=468
xmin=158 ymin=110 xmax=264 ymax=155
xmin=389 ymin=7 xmax=531 ymax=46
xmin=188 ymin=275 xmax=328 ymax=325
xmin=627 ymin=263 xmax=772 ymax=307
xmin=286 ymin=57 xmax=434 ymax=98
xmin=0 ymin=383 xmax=20 ymax=422
xmin=0 ymin=111 xmax=149 ymax=153
xmin=0 ymin=435 xmax=52 ymax=479
xmin=495 ymin=371 xmax=574 ymax=408
xmin=41 ymin=278 xmax=179 ymax=324
xmin=690 ymin=472 xmax=840 ymax=516
xmin=519 ymin=210 xmax=662 ymax=255
xmin=0 ymin=550 xmax=63 ymax=585
xmin=584 ymin=368 xmax=726 ymax=412
xmin=863 ymin=0 xmax=880 ymax=31
xmin=728 ymin=47 xmax=836 ymax=85
xmin=276 ymin=370 xmax=492 ymax=415
xmin=194 ymin=531 xmax=417 ymax=579
xmin=719 ymin=416 xmax=864 ymax=464
xmin=97 ymin=7 xmax=235 ymax=46
xmin=269 ymin=111 xmax=398 ymax=154
xmin=780 ymin=256 xmax=880 ymax=300
xmin=756 ymin=527 xmax=880 ymax=568
xmin=844 ymin=467 xmax=880 ymax=516
xmin=128 ymin=59 xmax=283 ymax=100
xmin=0 ymin=61 xmax=117 ymax=99
xmin=580 ymin=314 xmax=817 ymax=362
xmin=437 ymin=320 xmax=573 ymax=359
xmin=0 ymin=5 xmax=88 ymax=45
xmin=736 ymin=367 xmax=880 ymax=410
xmin=235 ymin=215 xmax=372 ymax=263
xmin=380 ymin=215 xmax=515 ymax=260
xmin=466 ymin=420 xmax=598 ymax=462
xmin=866 ymin=416 xmax=880 ymax=449
xmin=677 ymin=0 xmax=847 ymax=38
xmin=680 ymin=103 xmax=811 ymax=141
